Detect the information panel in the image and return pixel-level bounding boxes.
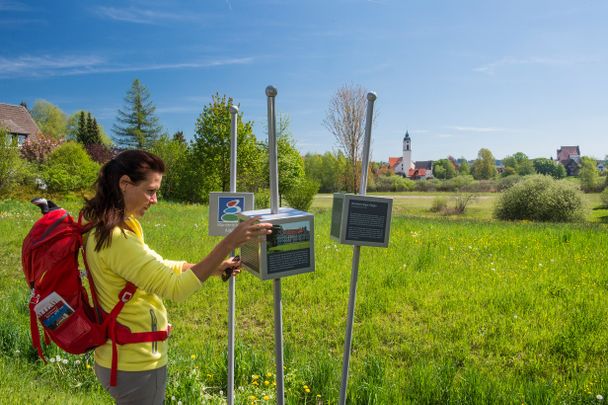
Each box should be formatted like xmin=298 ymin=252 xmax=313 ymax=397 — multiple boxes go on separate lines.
xmin=330 ymin=193 xmax=392 ymax=247
xmin=238 ymin=208 xmax=315 ymax=280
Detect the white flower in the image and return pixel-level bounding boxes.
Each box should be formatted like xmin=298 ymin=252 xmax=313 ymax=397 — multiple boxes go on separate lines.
xmin=50 ymin=358 xmax=56 ymax=363
xmin=219 ymin=390 xmax=223 ymax=395
xmin=177 ymin=401 xmax=183 ymax=405
xmin=597 ymin=394 xmax=604 ymax=401
xmin=62 ymin=359 xmax=68 ymax=364
xmin=55 ymin=355 xmax=61 ymax=361
xmin=171 ymin=396 xmax=176 ymax=401
xmin=14 ymin=349 xmax=20 ymax=354
xmin=74 ymin=360 xmax=81 ymax=365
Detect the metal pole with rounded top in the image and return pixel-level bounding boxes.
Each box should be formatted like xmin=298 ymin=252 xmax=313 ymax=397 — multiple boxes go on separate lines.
xmin=266 ymin=85 xmax=285 ymax=404
xmin=339 ymin=91 xmax=377 ymax=405
xmin=227 ymin=104 xmax=239 ymax=405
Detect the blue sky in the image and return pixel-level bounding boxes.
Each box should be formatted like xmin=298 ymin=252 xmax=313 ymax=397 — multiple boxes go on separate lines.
xmin=1 ymin=0 xmax=607 ymax=162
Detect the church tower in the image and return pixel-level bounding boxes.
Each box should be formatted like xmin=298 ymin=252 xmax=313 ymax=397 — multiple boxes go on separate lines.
xmin=403 ymin=131 xmax=412 ymax=176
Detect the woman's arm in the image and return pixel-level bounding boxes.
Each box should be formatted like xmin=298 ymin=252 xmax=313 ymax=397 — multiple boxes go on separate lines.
xmin=189 ymin=216 xmax=272 ymax=283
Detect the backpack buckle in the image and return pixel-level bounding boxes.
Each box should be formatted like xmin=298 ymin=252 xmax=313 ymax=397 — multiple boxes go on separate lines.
xmin=120 ymin=291 xmax=133 ymax=303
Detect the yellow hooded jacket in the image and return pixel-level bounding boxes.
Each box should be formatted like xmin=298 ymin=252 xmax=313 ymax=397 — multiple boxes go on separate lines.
xmin=85 ymin=216 xmax=201 ymax=371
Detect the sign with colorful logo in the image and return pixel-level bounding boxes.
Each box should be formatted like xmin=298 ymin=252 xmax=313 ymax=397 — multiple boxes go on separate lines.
xmin=218 ymin=197 xmax=245 ymax=223
xmin=208 ymin=192 xmax=255 ymax=236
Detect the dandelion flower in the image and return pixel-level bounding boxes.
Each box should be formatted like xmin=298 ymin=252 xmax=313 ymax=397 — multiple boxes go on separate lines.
xmin=86 ymin=364 xmax=91 ymax=369
xmin=266 ymin=372 xmax=272 ymax=378
xmin=317 ymin=394 xmax=322 ymax=398
xmin=263 ymin=395 xmax=270 ymax=401
xmin=264 ymin=380 xmax=270 ymax=386
xmin=190 ymin=354 xmax=196 ymax=360
xmin=249 ymin=395 xmax=257 ymax=401
xmin=305 ymin=388 xmax=311 ymax=393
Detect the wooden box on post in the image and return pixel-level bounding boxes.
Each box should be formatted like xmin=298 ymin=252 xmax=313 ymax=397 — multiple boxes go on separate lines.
xmin=208 ymin=192 xmax=255 ymax=236
xmin=330 ymin=193 xmax=393 ymax=247
xmin=238 ymin=208 xmax=315 ymax=280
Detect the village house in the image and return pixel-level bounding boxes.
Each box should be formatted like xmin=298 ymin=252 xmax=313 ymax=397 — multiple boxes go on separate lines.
xmin=556 ymin=145 xmax=581 ymax=176
xmin=388 ymin=131 xmax=434 ymax=180
xmin=0 ymin=103 xmax=40 ymax=146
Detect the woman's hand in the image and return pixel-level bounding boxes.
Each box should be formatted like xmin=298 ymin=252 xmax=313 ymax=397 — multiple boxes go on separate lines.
xmin=225 ymin=216 xmax=273 ymax=249
xmin=216 ymin=256 xmax=242 ymax=281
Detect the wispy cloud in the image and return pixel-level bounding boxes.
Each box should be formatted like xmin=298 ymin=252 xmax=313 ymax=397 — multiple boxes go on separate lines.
xmin=0 ymin=54 xmax=253 ymax=78
xmin=93 ymin=6 xmax=202 ymax=24
xmin=474 ymin=57 xmax=573 ymax=75
xmin=0 ymin=0 xmax=30 ymax=11
xmin=446 ymin=126 xmax=507 ymax=133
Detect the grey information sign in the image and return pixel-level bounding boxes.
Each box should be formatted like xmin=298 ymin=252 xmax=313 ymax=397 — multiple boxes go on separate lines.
xmin=238 ymin=207 xmax=315 ymax=280
xmin=208 ymin=192 xmax=254 ymax=236
xmin=330 ymin=193 xmax=392 ymax=247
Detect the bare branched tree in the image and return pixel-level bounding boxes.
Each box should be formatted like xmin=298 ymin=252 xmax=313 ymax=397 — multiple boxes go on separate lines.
xmin=323 ymin=83 xmax=368 ymax=192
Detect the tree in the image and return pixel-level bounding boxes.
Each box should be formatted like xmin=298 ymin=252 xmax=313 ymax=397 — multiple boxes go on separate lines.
xmin=190 ymin=93 xmax=264 ymax=202
xmin=458 ymin=157 xmax=470 ymax=175
xmin=433 ymin=158 xmax=457 ymax=179
xmin=304 ymin=151 xmax=349 ymax=193
xmin=502 ymin=152 xmax=534 ymax=177
xmin=262 ymin=114 xmax=305 ymax=204
xmin=323 ymin=83 xmax=371 ymax=193
xmin=579 ymin=156 xmax=602 ymax=193
xmin=471 ymin=148 xmax=497 ymax=180
xmin=67 ymin=110 xmax=112 ymax=146
xmin=533 ymin=158 xmax=566 ymax=179
xmin=30 ymin=99 xmax=67 ymax=140
xmin=113 ymin=79 xmax=163 ymax=149
xmin=150 ymin=135 xmax=190 ymax=200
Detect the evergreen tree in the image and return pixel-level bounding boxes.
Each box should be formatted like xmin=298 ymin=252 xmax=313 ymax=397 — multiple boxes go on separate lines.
xmin=76 ymin=111 xmax=87 ymax=144
xmin=113 ymin=79 xmax=163 ymax=149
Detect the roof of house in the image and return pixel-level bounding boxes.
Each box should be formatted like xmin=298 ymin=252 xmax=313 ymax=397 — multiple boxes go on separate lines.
xmin=408 ymin=168 xmax=429 ymax=178
xmin=388 ymin=157 xmax=402 ymax=169
xmin=557 ymin=146 xmax=580 ymax=162
xmin=414 ymin=160 xmax=433 ymax=170
xmin=0 ymin=103 xmax=40 ymax=137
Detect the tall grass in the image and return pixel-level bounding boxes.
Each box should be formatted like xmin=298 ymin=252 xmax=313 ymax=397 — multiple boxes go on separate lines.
xmin=1 ymin=197 xmax=608 ymax=403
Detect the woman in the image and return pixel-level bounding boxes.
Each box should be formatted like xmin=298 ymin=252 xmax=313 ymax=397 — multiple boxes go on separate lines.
xmin=82 ymin=150 xmax=271 ymax=404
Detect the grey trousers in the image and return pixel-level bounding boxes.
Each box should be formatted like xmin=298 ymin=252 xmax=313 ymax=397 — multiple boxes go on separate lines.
xmin=95 ymin=364 xmax=167 ymax=405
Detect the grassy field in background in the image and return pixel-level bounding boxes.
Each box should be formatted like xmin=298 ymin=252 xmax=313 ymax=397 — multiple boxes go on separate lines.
xmin=1 ymin=193 xmax=608 ymax=404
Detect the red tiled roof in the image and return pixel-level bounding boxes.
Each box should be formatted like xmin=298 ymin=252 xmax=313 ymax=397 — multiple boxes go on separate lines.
xmin=408 ymin=168 xmax=428 ymax=178
xmin=388 ymin=157 xmax=402 ymax=169
xmin=0 ymin=103 xmax=40 ymax=138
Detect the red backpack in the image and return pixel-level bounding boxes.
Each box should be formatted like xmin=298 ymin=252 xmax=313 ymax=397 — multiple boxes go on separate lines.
xmin=22 ymin=198 xmax=170 ymax=386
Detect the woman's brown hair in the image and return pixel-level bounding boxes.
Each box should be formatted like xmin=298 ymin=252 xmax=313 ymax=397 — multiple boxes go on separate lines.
xmin=82 ymin=150 xmax=165 ymax=251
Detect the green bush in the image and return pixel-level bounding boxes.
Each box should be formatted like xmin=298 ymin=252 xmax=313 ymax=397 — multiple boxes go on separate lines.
xmin=430 ymin=196 xmax=448 ymax=213
xmin=441 ymin=175 xmax=475 ymax=191
xmin=42 ymin=142 xmax=99 ymax=193
xmin=494 ymin=175 xmax=584 ymax=222
xmin=284 ymin=178 xmax=319 ymax=211
xmin=496 ymin=174 xmax=523 ymax=191
xmin=600 ymin=188 xmax=608 ymax=208
xmin=373 ymin=175 xmax=415 ymax=192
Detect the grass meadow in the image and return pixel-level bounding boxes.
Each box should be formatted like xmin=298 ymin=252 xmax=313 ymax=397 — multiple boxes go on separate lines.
xmin=1 ymin=193 xmax=608 ymax=404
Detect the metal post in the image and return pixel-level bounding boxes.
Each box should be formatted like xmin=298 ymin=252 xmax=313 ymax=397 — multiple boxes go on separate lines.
xmin=339 ymin=92 xmax=377 ymax=405
xmin=227 ymin=105 xmax=239 ymax=405
xmin=266 ymin=85 xmax=285 ymax=405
